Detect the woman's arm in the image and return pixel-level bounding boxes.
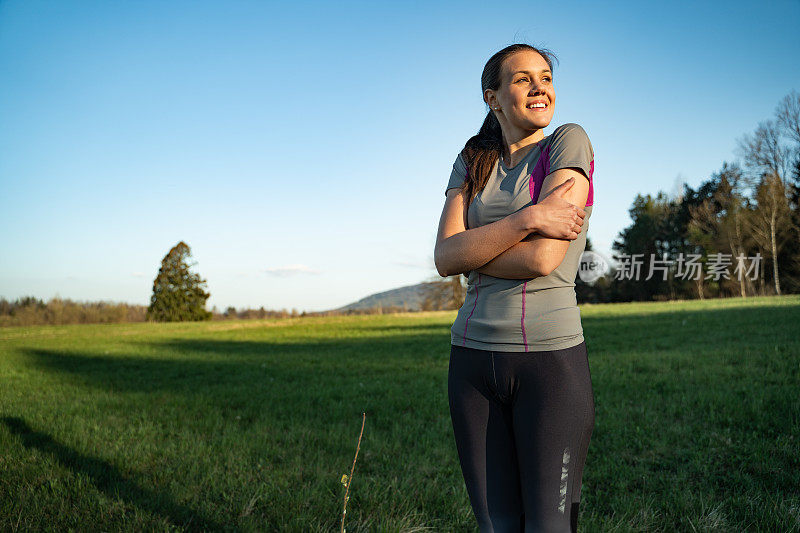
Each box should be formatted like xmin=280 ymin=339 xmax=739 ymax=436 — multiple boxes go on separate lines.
xmin=434 ymin=177 xmax=585 ymax=278
xmin=434 ymin=188 xmax=535 ymax=277
xmin=475 ymin=167 xmax=591 ymax=279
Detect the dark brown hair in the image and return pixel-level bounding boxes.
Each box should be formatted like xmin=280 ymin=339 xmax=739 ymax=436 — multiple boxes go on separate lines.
xmin=459 ymin=44 xmax=558 ymax=205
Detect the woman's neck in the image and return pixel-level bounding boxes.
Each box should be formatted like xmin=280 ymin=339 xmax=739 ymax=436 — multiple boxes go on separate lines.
xmin=502 ymin=129 xmax=546 ymax=168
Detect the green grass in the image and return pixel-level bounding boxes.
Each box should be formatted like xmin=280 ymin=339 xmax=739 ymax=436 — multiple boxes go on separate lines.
xmin=1 ymin=295 xmax=799 ymax=532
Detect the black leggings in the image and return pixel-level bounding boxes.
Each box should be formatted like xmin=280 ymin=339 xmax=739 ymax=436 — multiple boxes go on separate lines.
xmin=448 ymin=341 xmax=595 ymax=532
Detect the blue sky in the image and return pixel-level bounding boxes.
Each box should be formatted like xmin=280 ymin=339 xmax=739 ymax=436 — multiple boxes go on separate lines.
xmin=1 ymin=0 xmax=798 ymax=312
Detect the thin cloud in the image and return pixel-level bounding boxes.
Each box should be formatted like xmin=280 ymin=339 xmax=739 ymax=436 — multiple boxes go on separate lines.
xmin=131 ymin=272 xmax=146 ymax=278
xmin=264 ymin=264 xmax=322 ymax=277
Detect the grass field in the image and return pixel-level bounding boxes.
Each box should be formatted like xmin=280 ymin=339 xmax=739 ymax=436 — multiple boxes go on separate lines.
xmin=1 ymin=295 xmax=799 ymax=532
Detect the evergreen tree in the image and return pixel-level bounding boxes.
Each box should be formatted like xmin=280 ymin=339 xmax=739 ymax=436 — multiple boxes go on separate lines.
xmin=146 ymin=241 xmax=212 ymax=322
xmin=611 ymin=193 xmax=672 ymax=301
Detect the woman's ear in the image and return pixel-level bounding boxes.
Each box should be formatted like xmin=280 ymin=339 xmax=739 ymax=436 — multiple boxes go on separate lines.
xmin=484 ymin=89 xmax=497 ymax=109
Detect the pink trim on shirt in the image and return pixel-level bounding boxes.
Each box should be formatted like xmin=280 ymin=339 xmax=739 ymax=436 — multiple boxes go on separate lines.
xmin=528 ymin=143 xmax=551 ymax=204
xmin=529 ymin=148 xmax=594 ymax=207
xmin=528 ymin=150 xmax=540 ymax=203
xmin=521 ymin=280 xmax=528 ymax=351
xmin=586 ymin=159 xmax=594 ymax=207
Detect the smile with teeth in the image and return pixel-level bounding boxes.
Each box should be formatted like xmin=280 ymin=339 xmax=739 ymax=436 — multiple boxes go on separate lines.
xmin=527 ymin=102 xmax=547 ymax=109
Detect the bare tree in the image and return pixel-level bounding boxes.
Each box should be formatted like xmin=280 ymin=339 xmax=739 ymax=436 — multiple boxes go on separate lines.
xmin=738 ymin=119 xmax=790 ymax=186
xmin=420 ymin=275 xmax=466 ymax=310
xmin=738 ymin=118 xmax=792 ymax=294
xmin=774 ymin=90 xmax=800 ymax=293
xmin=742 ymin=171 xmax=793 ymax=294
xmin=776 ymin=90 xmax=800 ymax=146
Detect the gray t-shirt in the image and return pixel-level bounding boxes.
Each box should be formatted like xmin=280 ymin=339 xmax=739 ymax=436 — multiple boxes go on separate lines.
xmin=445 ymin=123 xmax=595 ymax=352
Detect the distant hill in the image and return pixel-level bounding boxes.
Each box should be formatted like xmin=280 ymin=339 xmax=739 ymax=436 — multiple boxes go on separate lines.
xmin=329 ymin=282 xmax=432 ymax=312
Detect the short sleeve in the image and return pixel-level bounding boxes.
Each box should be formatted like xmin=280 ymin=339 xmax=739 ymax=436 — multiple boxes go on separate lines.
xmin=547 ymin=123 xmax=594 ymax=182
xmin=445 ymin=153 xmax=468 ymax=197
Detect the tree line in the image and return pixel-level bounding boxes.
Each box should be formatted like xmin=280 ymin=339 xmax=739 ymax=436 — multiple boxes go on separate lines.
xmin=0 ymin=295 xmax=319 ymax=327
xmin=0 ymin=294 xmax=418 ymax=327
xmin=586 ymin=90 xmax=799 ymax=302
xmin=0 ymin=240 xmax=411 ymax=326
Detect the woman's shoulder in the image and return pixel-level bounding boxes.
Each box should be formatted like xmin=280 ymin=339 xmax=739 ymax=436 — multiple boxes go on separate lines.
xmin=547 ymin=123 xmax=593 ymax=153
xmin=550 ymin=122 xmax=590 ymax=139
xmin=452 ymin=151 xmax=468 ymax=175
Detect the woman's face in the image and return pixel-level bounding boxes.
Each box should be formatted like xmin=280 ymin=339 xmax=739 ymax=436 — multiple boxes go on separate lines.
xmin=486 ymin=50 xmax=556 ymax=135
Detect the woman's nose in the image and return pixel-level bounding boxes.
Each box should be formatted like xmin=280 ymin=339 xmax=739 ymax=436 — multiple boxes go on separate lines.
xmin=529 ymin=81 xmax=545 ymax=95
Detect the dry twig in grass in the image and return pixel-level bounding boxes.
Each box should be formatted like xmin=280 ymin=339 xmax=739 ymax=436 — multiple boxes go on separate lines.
xmin=340 ymin=412 xmax=366 ymax=533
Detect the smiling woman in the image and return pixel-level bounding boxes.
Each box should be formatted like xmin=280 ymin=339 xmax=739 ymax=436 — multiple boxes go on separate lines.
xmin=434 ymin=44 xmax=596 ymax=533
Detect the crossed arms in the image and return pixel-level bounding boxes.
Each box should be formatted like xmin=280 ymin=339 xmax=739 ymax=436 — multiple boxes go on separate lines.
xmin=434 ymin=167 xmax=590 ymax=280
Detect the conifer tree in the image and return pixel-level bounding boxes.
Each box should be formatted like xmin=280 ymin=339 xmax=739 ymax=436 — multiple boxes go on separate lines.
xmin=146 ymin=241 xmax=212 ymax=322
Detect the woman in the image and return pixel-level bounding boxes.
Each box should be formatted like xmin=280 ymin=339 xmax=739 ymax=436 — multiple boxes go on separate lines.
xmin=434 ymin=44 xmax=596 ymax=532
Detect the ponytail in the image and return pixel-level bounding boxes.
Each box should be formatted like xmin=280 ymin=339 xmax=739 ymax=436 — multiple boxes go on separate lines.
xmin=461 ymin=112 xmax=504 ymax=207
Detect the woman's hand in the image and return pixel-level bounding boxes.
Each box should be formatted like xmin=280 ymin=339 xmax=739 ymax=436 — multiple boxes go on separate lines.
xmin=517 ymin=177 xmax=586 ymax=240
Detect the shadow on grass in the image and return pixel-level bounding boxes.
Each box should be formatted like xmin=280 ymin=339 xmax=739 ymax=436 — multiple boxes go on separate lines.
xmin=20 ymin=332 xmax=450 ymax=391
xmin=0 ymin=416 xmax=226 ymax=531
xmin=18 ymin=303 xmax=799 ymax=396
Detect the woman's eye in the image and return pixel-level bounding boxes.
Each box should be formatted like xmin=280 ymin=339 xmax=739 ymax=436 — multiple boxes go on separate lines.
xmin=543 ymin=77 xmax=552 ymax=82
xmin=516 ymin=77 xmax=529 ymax=83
